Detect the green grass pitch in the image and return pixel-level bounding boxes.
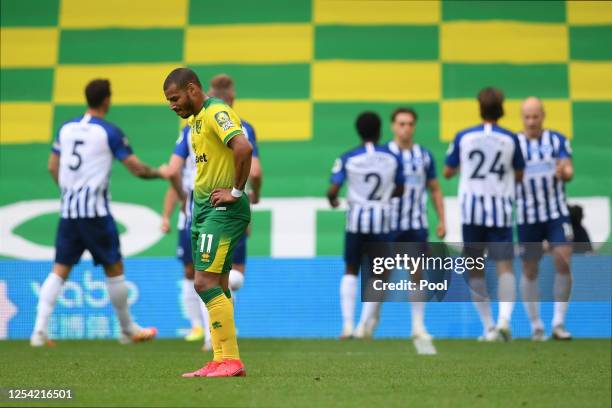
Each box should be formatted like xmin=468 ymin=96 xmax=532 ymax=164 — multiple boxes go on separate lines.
xmin=1 ymin=339 xmax=610 ymax=407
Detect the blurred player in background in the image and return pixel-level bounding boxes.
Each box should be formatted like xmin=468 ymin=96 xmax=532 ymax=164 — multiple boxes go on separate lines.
xmin=160 ymin=124 xmax=211 ymax=349
xmin=371 ymin=107 xmax=446 ymax=344
xmin=444 ymin=87 xmax=525 ymax=342
xmin=516 ymin=97 xmax=574 ymax=341
xmin=164 ymin=68 xmax=252 ymax=377
xmin=327 ymin=112 xmax=404 ymax=339
xmin=31 ymin=79 xmax=167 ymax=347
xmin=207 ymin=74 xmax=263 ymax=300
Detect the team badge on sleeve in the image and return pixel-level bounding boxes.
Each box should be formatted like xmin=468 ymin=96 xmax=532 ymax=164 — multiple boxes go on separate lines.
xmin=215 ymin=111 xmax=235 ymax=131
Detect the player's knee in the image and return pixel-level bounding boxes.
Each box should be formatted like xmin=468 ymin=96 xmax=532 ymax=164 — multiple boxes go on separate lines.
xmin=345 ymin=265 xmax=359 ymax=276
xmin=229 ymin=269 xmax=244 ymax=291
xmin=103 ymin=260 xmax=124 ymax=278
xmin=52 ymin=263 xmax=71 ymax=280
xmin=194 ymin=271 xmax=221 ymax=292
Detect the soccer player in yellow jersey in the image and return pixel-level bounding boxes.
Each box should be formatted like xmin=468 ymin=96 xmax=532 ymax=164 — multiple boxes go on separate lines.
xmin=163 ymin=68 xmax=252 ymax=378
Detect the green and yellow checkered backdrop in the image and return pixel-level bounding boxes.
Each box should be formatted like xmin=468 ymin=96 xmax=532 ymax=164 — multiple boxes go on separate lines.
xmin=1 ymin=0 xmax=611 ymax=257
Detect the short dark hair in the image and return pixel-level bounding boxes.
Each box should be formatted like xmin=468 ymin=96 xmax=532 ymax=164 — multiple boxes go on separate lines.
xmin=478 ymin=87 xmax=504 ymax=121
xmin=391 ymin=107 xmax=418 ymax=123
xmin=85 ymin=79 xmax=111 ymax=108
xmin=163 ymin=67 xmax=202 ymax=90
xmin=209 ymin=73 xmax=234 ymax=92
xmin=356 ymin=112 xmax=381 ymax=142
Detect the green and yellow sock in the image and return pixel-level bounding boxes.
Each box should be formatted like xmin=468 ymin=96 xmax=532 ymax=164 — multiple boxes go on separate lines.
xmin=199 ymin=286 xmax=240 ymax=361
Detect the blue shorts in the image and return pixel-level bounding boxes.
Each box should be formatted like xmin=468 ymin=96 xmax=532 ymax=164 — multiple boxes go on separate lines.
xmin=391 ymin=228 xmax=428 ymax=255
xmin=462 ymin=225 xmax=514 ymax=261
xmin=55 ymin=216 xmax=121 ymax=266
xmin=232 ymin=235 xmax=247 ymax=265
xmin=177 ymin=226 xmax=193 ymax=265
xmin=344 ymin=231 xmax=391 ymax=269
xmin=518 ymin=216 xmax=573 ymax=259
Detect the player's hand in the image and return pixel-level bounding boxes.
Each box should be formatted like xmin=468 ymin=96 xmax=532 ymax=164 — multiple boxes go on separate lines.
xmin=210 ymin=188 xmax=238 ymax=207
xmin=161 ymin=217 xmax=171 ymax=234
xmin=436 ymin=221 xmax=446 ymax=239
xmin=555 ymin=161 xmax=568 ymax=180
xmin=329 ymin=197 xmax=340 ymax=208
xmin=158 ymin=164 xmax=171 ymax=179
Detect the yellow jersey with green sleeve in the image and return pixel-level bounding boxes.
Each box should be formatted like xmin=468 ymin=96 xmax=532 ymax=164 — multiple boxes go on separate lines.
xmin=187 ymin=97 xmax=250 ymax=220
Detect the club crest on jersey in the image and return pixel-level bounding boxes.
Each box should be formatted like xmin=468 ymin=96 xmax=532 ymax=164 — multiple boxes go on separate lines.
xmin=194 ymin=120 xmax=202 ymax=133
xmin=214 ymin=111 xmax=234 ymax=131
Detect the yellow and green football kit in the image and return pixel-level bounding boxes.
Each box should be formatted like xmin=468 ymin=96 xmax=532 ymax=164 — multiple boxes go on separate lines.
xmin=188 ymin=97 xmax=250 ymax=363
xmin=188 ymin=97 xmax=251 ymax=275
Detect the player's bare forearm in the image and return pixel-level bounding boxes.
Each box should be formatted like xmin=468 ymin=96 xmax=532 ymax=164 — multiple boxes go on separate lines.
xmin=48 ymin=153 xmax=59 ymax=185
xmin=443 ymin=165 xmax=458 ymax=179
xmin=428 ymin=179 xmax=446 ymax=238
xmin=556 ymin=159 xmax=573 ymax=182
xmin=210 ymin=135 xmax=252 ymax=207
xmin=162 ymin=186 xmax=178 ymax=219
xmin=122 ymin=155 xmax=166 ymax=179
xmin=229 ymin=135 xmax=252 ymax=190
xmin=248 ymin=157 xmax=263 ymax=204
xmin=169 ymin=172 xmax=186 ymax=202
xmin=327 ymin=184 xmax=341 ymax=208
xmin=166 ymin=154 xmax=187 ymax=200
xmin=161 ymin=186 xmax=178 ymax=233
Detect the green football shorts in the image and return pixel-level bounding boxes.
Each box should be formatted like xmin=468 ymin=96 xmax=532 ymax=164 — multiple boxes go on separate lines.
xmin=191 ymin=194 xmax=250 ymax=274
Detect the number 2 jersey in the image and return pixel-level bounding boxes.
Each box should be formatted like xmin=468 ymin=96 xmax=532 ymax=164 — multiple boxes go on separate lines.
xmin=331 ymin=142 xmax=404 ymax=234
xmin=445 ymin=123 xmax=525 ymax=227
xmin=51 ymin=114 xmax=133 ymax=219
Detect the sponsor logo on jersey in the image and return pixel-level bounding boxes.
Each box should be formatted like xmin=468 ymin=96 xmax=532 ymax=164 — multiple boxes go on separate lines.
xmin=195 ymin=153 xmax=208 ymax=163
xmin=214 ymin=111 xmax=235 ymax=131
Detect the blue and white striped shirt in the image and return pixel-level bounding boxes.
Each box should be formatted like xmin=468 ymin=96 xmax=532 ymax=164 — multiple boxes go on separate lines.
xmin=387 ymin=141 xmax=436 ymax=231
xmin=516 ymin=129 xmax=572 ymax=225
xmin=445 ymin=123 xmax=525 ymax=227
xmin=331 ymin=142 xmax=404 ymax=234
xmin=52 ymin=114 xmax=133 ymax=219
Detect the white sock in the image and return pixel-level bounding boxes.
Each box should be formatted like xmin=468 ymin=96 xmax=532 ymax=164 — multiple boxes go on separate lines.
xmin=410 ymin=287 xmax=428 ymax=334
xmin=411 ymin=302 xmax=426 ymax=334
xmin=199 ymin=298 xmax=211 ymax=343
xmin=106 ymin=275 xmax=136 ymax=335
xmin=553 ymin=302 xmax=568 ymax=327
xmin=340 ymin=274 xmax=357 ymax=329
xmin=521 ymin=276 xmax=543 ymax=331
xmin=497 ymin=273 xmax=516 ymax=325
xmin=33 ymin=273 xmax=64 ymax=335
xmin=358 ymin=302 xmax=381 ymax=325
xmin=553 ymin=274 xmax=571 ymax=326
xmin=182 ymin=279 xmax=202 ymax=328
xmin=470 ymin=277 xmax=494 ymax=331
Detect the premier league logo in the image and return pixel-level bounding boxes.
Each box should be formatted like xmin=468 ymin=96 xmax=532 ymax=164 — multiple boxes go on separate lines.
xmin=195 ymin=120 xmax=202 ymax=133
xmin=214 ymin=111 xmax=235 ymax=131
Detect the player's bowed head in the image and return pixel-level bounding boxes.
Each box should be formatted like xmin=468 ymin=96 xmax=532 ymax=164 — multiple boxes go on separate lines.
xmin=163 ymin=67 xmax=205 ymax=119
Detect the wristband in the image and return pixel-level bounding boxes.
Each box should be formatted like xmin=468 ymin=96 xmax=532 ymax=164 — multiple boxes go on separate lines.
xmin=231 ymin=187 xmax=243 ymax=198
